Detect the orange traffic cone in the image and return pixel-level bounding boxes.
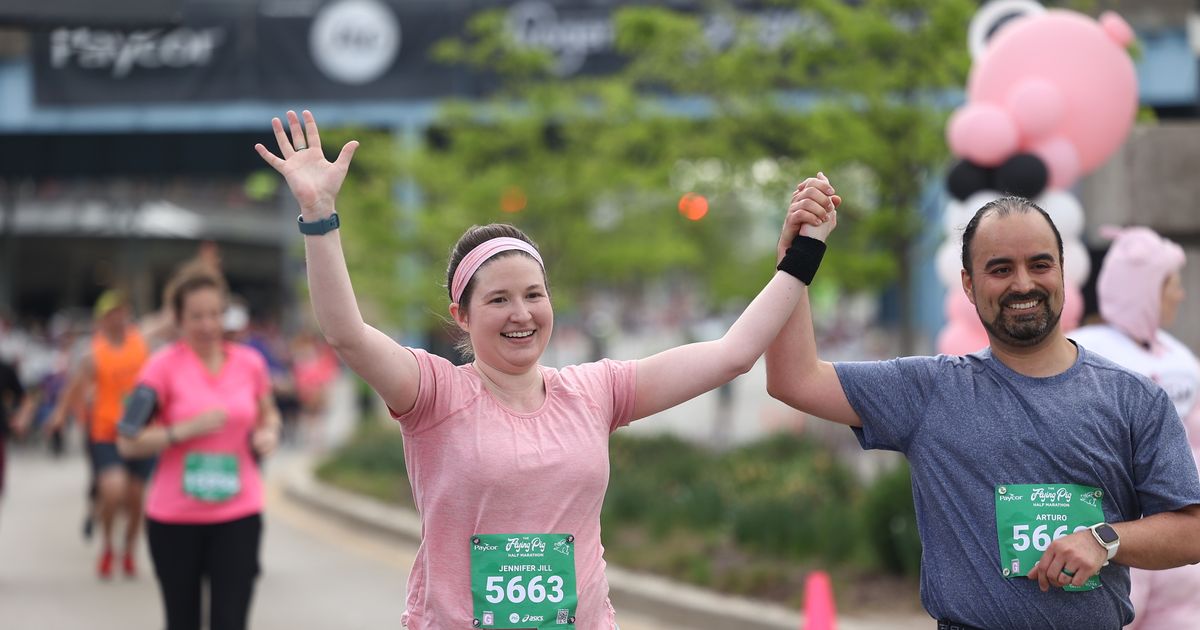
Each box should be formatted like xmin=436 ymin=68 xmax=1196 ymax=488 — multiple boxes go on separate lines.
xmin=803 ymin=570 xmax=837 ymax=630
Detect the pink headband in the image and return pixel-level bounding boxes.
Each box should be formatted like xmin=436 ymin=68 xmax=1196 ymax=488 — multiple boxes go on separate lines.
xmin=450 ymin=237 xmax=545 ymax=304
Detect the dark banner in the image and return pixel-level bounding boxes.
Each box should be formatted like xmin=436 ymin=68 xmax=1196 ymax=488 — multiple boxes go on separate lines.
xmin=252 ymin=0 xmax=480 ymax=101
xmin=1 ymin=0 xmax=182 ymax=27
xmin=33 ymin=16 xmax=249 ymax=104
xmin=31 ymin=0 xmax=634 ymax=104
xmin=32 ymin=0 xmax=807 ymax=105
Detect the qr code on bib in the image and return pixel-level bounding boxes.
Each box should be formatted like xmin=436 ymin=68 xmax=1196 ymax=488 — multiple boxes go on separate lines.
xmin=556 ymin=609 xmax=569 ymax=624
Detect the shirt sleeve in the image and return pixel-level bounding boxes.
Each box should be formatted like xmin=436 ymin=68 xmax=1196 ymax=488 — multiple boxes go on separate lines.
xmin=835 ymin=356 xmax=934 ymax=454
xmin=391 ymin=348 xmax=468 ymax=434
xmin=603 ymin=359 xmax=637 ymax=432
xmin=1131 ymin=384 xmax=1200 ymax=516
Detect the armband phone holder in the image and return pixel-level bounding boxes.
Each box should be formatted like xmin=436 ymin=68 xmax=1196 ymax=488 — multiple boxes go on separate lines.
xmin=117 ymin=385 xmax=158 ymax=438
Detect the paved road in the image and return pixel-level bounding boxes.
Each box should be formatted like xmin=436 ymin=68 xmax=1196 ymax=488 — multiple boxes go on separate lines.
xmin=0 ymin=446 xmax=406 ymax=630
xmin=0 ymin=446 xmax=685 ymax=630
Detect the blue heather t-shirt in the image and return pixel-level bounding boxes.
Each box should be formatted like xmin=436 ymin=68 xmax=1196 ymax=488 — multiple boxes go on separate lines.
xmin=835 ymin=344 xmax=1200 ymax=630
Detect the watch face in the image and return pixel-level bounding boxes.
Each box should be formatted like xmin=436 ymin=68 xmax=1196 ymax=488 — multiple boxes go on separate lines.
xmin=1096 ymin=524 xmax=1119 ymax=544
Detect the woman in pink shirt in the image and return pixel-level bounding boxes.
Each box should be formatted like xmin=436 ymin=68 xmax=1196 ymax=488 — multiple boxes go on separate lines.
xmin=256 ymin=110 xmax=838 ymax=630
xmin=118 ymin=267 xmax=282 ymax=630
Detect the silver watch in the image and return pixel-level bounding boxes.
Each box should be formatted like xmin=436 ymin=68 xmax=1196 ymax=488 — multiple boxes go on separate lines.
xmin=1089 ymin=522 xmax=1120 ymax=563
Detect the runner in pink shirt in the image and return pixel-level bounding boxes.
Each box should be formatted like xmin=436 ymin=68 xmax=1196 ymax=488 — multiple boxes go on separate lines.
xmin=256 ymin=110 xmax=839 ymax=630
xmin=117 ymin=267 xmax=282 ymax=630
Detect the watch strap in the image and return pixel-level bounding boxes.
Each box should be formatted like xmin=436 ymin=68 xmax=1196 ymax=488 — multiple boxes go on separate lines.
xmin=298 ymin=212 xmax=340 ymax=235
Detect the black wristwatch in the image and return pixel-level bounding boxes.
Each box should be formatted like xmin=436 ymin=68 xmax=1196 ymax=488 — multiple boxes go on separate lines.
xmin=298 ymin=212 xmax=340 ymax=236
xmin=1089 ymin=522 xmax=1120 ymax=564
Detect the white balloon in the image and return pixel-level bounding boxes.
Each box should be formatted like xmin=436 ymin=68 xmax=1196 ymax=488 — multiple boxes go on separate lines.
xmin=963 ymin=190 xmax=1004 ymax=220
xmin=936 ymin=240 xmax=965 ymax=288
xmin=1063 ymin=238 xmax=1091 ymax=287
xmin=1037 ymin=190 xmax=1085 ymax=239
xmin=943 ymin=198 xmax=976 ymax=236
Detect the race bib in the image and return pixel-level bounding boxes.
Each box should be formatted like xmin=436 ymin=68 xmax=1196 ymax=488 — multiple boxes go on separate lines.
xmin=471 ymin=533 xmax=577 ymax=628
xmin=183 ymin=453 xmax=241 ymax=502
xmin=995 ymin=483 xmax=1104 ymax=591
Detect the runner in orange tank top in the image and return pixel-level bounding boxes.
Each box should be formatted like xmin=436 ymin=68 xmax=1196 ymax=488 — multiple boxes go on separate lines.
xmin=90 ymin=322 xmax=147 ymax=442
xmin=48 ymin=290 xmax=155 ymax=579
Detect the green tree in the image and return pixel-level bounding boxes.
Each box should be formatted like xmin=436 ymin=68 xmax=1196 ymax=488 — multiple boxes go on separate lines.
xmin=340 ymin=1 xmax=976 ymax=350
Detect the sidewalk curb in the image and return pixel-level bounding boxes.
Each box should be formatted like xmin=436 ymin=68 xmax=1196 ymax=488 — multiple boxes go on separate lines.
xmin=283 ymin=457 xmax=915 ymax=630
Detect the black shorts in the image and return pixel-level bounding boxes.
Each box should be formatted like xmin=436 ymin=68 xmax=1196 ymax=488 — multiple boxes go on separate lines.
xmin=89 ymin=441 xmax=156 ymax=480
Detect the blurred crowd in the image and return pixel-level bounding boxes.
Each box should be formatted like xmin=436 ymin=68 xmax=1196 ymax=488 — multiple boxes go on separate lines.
xmin=0 ymin=263 xmax=340 ymax=457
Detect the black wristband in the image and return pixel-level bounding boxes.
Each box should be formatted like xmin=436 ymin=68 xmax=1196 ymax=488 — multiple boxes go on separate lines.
xmin=776 ymin=235 xmax=827 ymax=285
xmin=298 ymin=212 xmax=340 ymax=235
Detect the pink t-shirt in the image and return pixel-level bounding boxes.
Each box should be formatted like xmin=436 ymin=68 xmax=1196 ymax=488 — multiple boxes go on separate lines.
xmin=394 ymin=349 xmax=637 ymax=630
xmin=139 ymin=341 xmax=270 ymax=524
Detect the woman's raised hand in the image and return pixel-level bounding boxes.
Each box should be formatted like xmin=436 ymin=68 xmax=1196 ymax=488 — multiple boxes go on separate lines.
xmin=254 ymin=110 xmax=359 ymax=217
xmin=779 ymin=172 xmax=841 ymax=258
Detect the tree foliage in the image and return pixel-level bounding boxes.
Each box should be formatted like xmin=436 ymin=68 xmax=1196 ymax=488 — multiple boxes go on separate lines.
xmin=335 ymin=0 xmax=976 ymax=340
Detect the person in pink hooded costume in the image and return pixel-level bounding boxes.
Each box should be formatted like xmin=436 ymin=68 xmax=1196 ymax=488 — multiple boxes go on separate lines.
xmin=1069 ymin=226 xmax=1200 ymax=629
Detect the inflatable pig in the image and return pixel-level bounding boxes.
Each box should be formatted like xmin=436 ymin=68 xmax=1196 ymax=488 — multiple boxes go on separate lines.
xmin=945 ymin=1 xmax=1137 ymax=200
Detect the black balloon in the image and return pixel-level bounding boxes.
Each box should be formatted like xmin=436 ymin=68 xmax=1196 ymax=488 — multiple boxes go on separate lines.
xmin=994 ymin=153 xmax=1048 ymax=199
xmin=947 ymin=159 xmax=992 ymax=201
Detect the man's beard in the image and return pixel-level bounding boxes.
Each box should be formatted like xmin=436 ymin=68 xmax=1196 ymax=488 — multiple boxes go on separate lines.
xmin=979 ymin=290 xmax=1061 ymax=347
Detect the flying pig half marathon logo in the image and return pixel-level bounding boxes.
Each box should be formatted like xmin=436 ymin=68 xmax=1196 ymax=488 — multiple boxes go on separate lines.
xmin=506 ymin=537 xmax=546 ymax=556
xmin=553 ymin=539 xmax=572 ymax=556
xmin=1030 ymin=487 xmax=1073 ymax=507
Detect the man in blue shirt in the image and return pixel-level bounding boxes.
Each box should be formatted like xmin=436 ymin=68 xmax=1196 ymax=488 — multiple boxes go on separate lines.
xmin=766 ymin=188 xmax=1200 ymax=630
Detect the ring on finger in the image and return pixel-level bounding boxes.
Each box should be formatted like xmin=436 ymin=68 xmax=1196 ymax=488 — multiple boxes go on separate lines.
xmin=294 ymin=143 xmax=308 ymax=151
xmin=1061 ymin=568 xmax=1075 ymax=577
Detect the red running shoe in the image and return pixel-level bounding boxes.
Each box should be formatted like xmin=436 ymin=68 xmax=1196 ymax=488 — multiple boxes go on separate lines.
xmin=97 ymin=549 xmax=114 ymax=580
xmin=122 ymin=552 xmax=136 ymax=578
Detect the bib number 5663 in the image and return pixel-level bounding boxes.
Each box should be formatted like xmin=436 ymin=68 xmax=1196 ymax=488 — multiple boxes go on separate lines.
xmin=1012 ymin=524 xmax=1088 ymax=551
xmin=484 ymin=576 xmax=565 ymax=604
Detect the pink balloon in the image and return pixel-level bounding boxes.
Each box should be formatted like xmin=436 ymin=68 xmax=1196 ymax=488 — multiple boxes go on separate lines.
xmin=945 ymin=289 xmax=977 ymax=324
xmin=1032 ymin=137 xmax=1081 ymax=191
xmin=937 ymin=322 xmax=990 ymax=356
xmin=965 ymin=10 xmax=1137 ymax=175
xmin=947 ymin=103 xmax=1019 ymax=167
xmin=1006 ymin=79 xmax=1062 ymax=141
xmin=1061 ymin=281 xmax=1084 ymax=331
xmin=939 ymin=289 xmax=989 ymax=355
xmin=1100 ymin=11 xmax=1134 ymax=48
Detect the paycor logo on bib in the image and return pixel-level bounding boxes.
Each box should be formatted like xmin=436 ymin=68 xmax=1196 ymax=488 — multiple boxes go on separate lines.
xmin=309 ymin=0 xmax=400 ymax=85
